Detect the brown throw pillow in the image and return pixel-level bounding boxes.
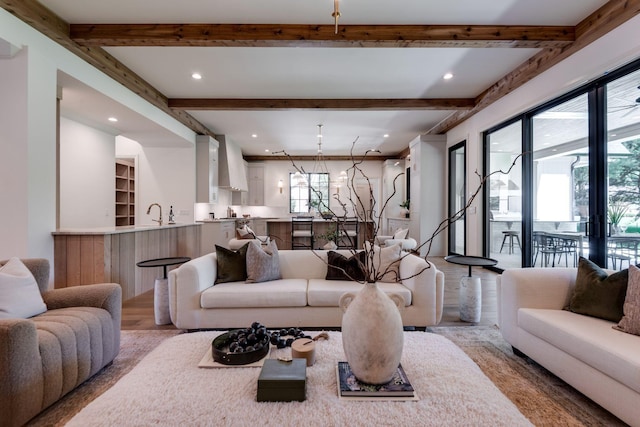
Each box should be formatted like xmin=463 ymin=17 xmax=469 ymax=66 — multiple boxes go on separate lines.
xmin=565 ymin=257 xmax=628 ymax=322
xmin=215 ymin=244 xmax=249 ymax=284
xmin=614 ymin=264 xmax=640 ymax=336
xmin=246 ymin=240 xmax=281 ymax=283
xmin=326 ymin=251 xmax=366 ymax=282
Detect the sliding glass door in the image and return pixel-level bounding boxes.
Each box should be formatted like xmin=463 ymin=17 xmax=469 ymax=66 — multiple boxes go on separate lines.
xmin=486 ymin=121 xmax=523 ymax=269
xmin=605 ymin=68 xmax=640 ymax=269
xmin=483 ymin=58 xmax=640 ymax=271
xmin=531 ymin=94 xmax=589 ymax=268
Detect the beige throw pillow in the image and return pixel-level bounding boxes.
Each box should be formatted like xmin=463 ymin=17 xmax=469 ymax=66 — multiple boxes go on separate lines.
xmin=393 ymin=228 xmax=409 ymax=240
xmin=614 ymin=264 xmax=640 ymax=336
xmin=365 ymin=241 xmax=402 ymax=283
xmin=246 ymin=240 xmax=281 ymax=283
xmin=236 ymin=225 xmax=256 ymax=240
xmin=0 ymin=257 xmax=47 ymax=319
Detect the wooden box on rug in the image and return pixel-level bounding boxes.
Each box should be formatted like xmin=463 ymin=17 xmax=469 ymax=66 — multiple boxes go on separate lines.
xmin=257 ymin=359 xmax=306 ymax=402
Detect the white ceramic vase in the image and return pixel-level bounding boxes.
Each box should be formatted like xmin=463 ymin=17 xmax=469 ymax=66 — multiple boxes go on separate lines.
xmin=339 ymin=282 xmax=404 ymax=384
xmin=323 ymin=240 xmax=338 ymax=250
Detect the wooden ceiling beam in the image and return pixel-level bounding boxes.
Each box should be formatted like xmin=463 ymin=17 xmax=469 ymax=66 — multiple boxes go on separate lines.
xmin=168 ymin=98 xmax=475 ymax=111
xmin=0 ymin=0 xmax=213 ymax=137
xmin=244 ymin=155 xmax=392 ymax=162
xmin=70 ymin=24 xmax=574 ymax=48
xmin=428 ymin=0 xmax=640 ymax=134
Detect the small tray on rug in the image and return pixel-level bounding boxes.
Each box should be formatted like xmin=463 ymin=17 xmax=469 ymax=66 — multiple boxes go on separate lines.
xmin=198 ymin=347 xmax=267 ymax=368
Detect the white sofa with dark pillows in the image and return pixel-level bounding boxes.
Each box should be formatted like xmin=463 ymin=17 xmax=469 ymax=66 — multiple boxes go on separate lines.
xmin=498 ymin=257 xmax=640 ymax=426
xmin=168 ymin=241 xmax=444 ymax=330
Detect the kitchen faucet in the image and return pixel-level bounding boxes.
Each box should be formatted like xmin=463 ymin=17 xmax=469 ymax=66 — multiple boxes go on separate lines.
xmin=147 ymin=203 xmax=163 ymax=226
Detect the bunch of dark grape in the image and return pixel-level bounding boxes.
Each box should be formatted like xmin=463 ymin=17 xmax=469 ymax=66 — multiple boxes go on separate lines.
xmin=227 ymin=321 xmax=270 ymax=353
xmin=269 ymin=327 xmax=312 ymax=349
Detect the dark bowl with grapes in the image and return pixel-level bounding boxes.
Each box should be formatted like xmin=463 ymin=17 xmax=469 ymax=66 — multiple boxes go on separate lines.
xmin=212 ymin=323 xmax=270 ymax=365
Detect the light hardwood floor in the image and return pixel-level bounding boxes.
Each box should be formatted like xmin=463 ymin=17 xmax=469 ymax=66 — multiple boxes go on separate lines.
xmin=121 ymin=256 xmax=499 ymax=330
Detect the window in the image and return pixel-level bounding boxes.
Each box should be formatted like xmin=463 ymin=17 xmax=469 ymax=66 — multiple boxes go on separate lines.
xmin=290 ymin=173 xmax=330 ymax=213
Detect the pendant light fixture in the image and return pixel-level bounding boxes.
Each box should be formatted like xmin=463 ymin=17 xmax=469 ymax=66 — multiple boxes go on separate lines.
xmin=312 ymin=124 xmax=329 ymax=175
xmin=332 ymin=0 xmax=341 ymax=34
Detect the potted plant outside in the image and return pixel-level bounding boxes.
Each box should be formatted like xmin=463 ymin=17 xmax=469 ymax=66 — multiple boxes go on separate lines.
xmin=400 ymin=200 xmax=410 ymax=218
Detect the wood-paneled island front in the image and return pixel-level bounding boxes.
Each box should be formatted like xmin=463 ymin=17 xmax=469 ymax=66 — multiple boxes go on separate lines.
xmin=53 ymin=223 xmax=201 ymax=301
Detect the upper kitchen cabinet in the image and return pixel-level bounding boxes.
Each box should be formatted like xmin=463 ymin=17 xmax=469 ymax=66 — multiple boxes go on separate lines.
xmin=248 ymin=163 xmax=265 ymax=206
xmin=196 ymin=135 xmax=219 ymax=203
xmin=231 ymin=160 xmax=249 ymax=205
xmin=218 ymin=136 xmax=248 ymax=192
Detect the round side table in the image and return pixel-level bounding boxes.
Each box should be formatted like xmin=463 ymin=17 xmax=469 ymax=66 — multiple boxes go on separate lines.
xmin=136 ymin=256 xmax=191 ymax=325
xmin=444 ymin=255 xmax=497 ymax=323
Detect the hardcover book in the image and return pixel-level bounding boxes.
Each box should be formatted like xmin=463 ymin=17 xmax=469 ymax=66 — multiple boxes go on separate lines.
xmin=337 ymin=361 xmax=415 ymax=397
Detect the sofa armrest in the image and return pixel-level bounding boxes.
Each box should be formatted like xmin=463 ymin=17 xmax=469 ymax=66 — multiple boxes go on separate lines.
xmin=42 ymin=283 xmax=121 ymax=312
xmin=168 ymin=253 xmax=217 ymax=329
xmin=0 ymin=319 xmax=43 ymax=425
xmin=497 ymin=267 xmax=576 ymax=346
xmin=400 ymin=255 xmax=444 ymax=324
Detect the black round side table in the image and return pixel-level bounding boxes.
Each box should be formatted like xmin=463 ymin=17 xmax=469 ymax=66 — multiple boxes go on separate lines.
xmin=444 ymin=255 xmax=497 ymax=323
xmin=136 ymin=256 xmax=191 ymax=325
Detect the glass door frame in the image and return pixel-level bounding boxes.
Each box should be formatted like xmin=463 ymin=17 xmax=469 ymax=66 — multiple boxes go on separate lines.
xmin=448 ymin=140 xmax=466 ymax=255
xmin=482 ymin=116 xmax=527 ymax=269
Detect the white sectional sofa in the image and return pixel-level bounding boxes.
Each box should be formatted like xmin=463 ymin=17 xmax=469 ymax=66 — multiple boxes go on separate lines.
xmin=498 ymin=267 xmax=640 ymax=426
xmin=168 ymin=249 xmax=444 ymax=330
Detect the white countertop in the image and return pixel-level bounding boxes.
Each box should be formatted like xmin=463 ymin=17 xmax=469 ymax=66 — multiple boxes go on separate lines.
xmin=52 ymin=222 xmax=201 ymax=235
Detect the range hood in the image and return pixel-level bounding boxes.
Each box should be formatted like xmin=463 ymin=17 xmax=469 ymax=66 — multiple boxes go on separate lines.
xmin=218 ymin=136 xmax=248 ymax=191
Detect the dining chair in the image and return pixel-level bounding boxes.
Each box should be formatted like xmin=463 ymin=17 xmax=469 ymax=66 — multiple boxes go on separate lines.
xmin=291 ymin=216 xmax=314 ymax=250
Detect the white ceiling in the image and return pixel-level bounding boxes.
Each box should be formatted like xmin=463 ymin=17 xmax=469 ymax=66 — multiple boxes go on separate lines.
xmin=38 ymin=0 xmax=610 ymax=155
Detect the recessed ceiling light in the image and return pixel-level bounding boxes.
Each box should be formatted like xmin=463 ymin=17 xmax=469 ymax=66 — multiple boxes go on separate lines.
xmin=383 ymin=134 xmax=389 ymax=138
xmin=264 ymin=149 xmax=270 ymax=152
xmin=252 ymin=134 xmax=258 ymax=138
xmin=191 ymin=72 xmax=202 ymax=80
xmin=108 ymin=117 xmax=118 ymax=122
xmin=443 ymin=73 xmax=454 ymax=80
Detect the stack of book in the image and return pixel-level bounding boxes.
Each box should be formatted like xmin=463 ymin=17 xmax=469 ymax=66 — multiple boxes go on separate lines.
xmin=336 ymin=361 xmax=417 ymax=401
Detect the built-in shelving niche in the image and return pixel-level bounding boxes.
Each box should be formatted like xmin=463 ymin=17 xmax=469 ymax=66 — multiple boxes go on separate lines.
xmin=115 ymin=158 xmax=135 ymax=226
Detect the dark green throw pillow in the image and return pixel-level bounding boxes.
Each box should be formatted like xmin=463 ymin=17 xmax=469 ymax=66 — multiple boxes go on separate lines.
xmin=326 ymin=251 xmax=366 ymax=282
xmin=215 ymin=243 xmax=249 ymax=284
xmin=565 ymin=257 xmax=628 ymax=322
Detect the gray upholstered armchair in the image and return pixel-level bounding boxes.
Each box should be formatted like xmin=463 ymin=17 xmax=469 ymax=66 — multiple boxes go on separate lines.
xmin=0 ymin=258 xmax=122 ymax=427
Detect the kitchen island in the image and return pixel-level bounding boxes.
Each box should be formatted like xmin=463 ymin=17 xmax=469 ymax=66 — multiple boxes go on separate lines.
xmin=52 ymin=223 xmax=201 ymax=300
xmin=266 ymin=217 xmax=373 ymax=250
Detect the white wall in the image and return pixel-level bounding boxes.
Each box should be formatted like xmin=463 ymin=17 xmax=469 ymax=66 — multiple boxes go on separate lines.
xmin=447 ymin=14 xmax=640 ymax=255
xmin=411 ymin=135 xmax=447 ymax=257
xmin=59 ymin=118 xmax=116 ymax=228
xmin=116 ymin=136 xmax=196 ymax=225
xmin=0 ymin=46 xmax=57 ymax=264
xmin=0 ymin=8 xmax=196 ymax=267
xmin=0 ymin=48 xmax=29 ymax=259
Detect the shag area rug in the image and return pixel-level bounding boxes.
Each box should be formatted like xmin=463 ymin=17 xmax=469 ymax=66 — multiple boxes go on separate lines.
xmin=27 ymin=326 xmax=626 ymax=426
xmin=27 ymin=330 xmax=182 ymax=427
xmin=66 ymin=331 xmax=531 ymax=426
xmin=429 ymin=326 xmax=626 ymax=426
